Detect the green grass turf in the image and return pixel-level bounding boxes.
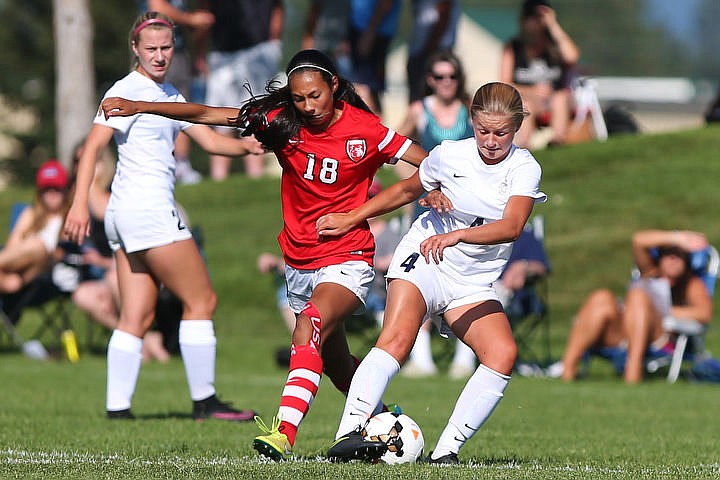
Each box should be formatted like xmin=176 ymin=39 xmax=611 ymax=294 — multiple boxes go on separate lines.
xmin=2 ymin=125 xmax=720 ymax=479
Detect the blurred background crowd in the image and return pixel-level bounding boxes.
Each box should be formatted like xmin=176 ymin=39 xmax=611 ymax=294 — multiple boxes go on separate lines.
xmin=0 ymin=0 xmax=719 ymax=186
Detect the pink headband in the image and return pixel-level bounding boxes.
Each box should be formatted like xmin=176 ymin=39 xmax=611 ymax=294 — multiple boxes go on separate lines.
xmin=132 ymin=18 xmax=173 ymax=38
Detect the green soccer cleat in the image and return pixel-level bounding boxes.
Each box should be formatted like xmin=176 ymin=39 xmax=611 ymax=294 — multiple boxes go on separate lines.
xmin=252 ymin=416 xmax=293 ymax=461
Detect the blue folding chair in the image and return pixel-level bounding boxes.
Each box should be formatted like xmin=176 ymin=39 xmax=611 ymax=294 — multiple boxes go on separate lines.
xmin=646 ymin=245 xmax=718 ymax=382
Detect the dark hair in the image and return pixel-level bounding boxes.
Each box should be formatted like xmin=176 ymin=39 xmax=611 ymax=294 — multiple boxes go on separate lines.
xmin=236 ymin=49 xmax=372 ymax=150
xmin=422 ymin=50 xmax=470 ymax=105
xmin=658 ymin=246 xmax=690 ymax=263
xmin=522 ymin=0 xmax=551 ymax=18
xmin=654 ymin=246 xmax=694 ymax=305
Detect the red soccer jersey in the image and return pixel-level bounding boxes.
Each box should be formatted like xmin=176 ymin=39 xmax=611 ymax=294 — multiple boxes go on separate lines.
xmin=271 ymin=101 xmax=412 ymax=269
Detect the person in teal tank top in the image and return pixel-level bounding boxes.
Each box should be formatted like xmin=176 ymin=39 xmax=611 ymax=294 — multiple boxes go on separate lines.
xmin=419 ymin=94 xmax=474 ymax=151
xmin=398 ymin=50 xmax=473 ymax=152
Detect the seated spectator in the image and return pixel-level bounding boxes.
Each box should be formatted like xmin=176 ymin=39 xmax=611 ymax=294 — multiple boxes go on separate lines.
xmin=0 ymin=160 xmax=69 ymax=294
xmin=552 ymin=230 xmax=712 ymax=383
xmin=396 ymin=50 xmax=473 ymax=154
xmin=500 ymin=0 xmax=580 ymax=148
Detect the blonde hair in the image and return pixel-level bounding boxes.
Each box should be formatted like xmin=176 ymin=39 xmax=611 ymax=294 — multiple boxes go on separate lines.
xmin=129 ymin=11 xmax=175 ymax=71
xmin=28 ymin=183 xmax=70 ymax=237
xmin=470 ymin=82 xmax=529 ymax=131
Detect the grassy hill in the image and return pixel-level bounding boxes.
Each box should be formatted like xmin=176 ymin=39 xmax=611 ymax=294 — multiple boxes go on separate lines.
xmin=1 ymin=125 xmax=719 ymax=479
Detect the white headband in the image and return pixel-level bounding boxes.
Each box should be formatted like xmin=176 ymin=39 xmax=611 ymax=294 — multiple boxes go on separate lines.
xmin=287 ymin=64 xmax=335 ymax=78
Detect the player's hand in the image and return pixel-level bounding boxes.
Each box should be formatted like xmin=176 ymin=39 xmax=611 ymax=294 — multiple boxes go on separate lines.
xmin=420 ymin=231 xmax=461 ymax=264
xmin=101 ymin=97 xmax=138 ymax=119
xmin=63 ymin=203 xmax=91 ymax=245
xmin=316 ymin=213 xmax=354 ymax=238
xmin=240 ymin=134 xmax=265 ymax=155
xmin=418 ymin=189 xmax=453 ymax=213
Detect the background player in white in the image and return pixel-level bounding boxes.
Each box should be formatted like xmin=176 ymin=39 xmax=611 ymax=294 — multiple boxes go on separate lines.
xmin=317 ymin=82 xmax=547 ymax=463
xmin=64 ymin=12 xmax=263 ymax=420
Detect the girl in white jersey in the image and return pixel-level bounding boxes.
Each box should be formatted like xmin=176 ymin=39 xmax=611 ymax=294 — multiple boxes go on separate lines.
xmin=317 ymin=82 xmax=547 ymax=464
xmin=63 ymin=12 xmax=263 ymax=421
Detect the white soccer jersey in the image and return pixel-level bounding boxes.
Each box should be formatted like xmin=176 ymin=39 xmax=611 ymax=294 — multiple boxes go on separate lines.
xmin=94 ymin=71 xmax=192 ymax=210
xmin=401 ymin=138 xmax=547 ymax=286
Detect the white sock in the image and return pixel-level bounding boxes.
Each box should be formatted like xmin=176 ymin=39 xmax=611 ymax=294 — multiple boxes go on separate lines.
xmin=335 ymin=347 xmax=400 ymax=439
xmin=106 ymin=329 xmax=143 ymax=411
xmin=408 ymin=325 xmax=435 ymax=369
xmin=450 ymin=339 xmax=477 ymax=369
xmin=179 ymin=320 xmax=217 ymax=401
xmin=431 ymin=364 xmax=510 ymax=459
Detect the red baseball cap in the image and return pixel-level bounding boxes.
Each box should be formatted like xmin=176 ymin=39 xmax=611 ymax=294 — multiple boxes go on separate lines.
xmin=36 ymin=159 xmax=69 ymax=190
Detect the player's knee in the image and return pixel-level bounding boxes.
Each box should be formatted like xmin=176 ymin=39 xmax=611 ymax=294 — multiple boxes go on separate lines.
xmin=377 ymin=329 xmax=417 ymax=362
xmin=183 ymin=289 xmax=217 ymax=319
xmin=293 ymin=302 xmax=322 ymax=349
xmin=484 ymin=337 xmax=517 ymax=374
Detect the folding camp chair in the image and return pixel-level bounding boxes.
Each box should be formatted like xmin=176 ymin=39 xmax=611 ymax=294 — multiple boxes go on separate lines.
xmin=0 ymin=269 xmax=75 ymax=347
xmin=505 ymin=216 xmax=552 ymax=367
xmin=645 ymin=245 xmax=718 ymax=383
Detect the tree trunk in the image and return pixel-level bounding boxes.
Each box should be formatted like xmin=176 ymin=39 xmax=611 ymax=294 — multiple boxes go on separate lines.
xmin=53 ymin=0 xmax=95 ymax=168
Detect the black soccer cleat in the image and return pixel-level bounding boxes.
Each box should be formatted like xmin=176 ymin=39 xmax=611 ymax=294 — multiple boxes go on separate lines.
xmin=192 ymin=394 xmax=256 ymax=422
xmin=106 ymin=408 xmax=135 ymax=420
xmin=327 ymin=429 xmax=388 ymax=462
xmin=425 ymin=451 xmax=459 ymax=465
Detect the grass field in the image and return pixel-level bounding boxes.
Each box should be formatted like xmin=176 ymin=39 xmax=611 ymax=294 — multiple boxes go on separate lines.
xmin=2 ymin=126 xmax=720 ymax=479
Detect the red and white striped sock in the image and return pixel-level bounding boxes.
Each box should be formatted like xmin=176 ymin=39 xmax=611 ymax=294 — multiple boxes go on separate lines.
xmin=278 ymin=344 xmax=323 ymax=445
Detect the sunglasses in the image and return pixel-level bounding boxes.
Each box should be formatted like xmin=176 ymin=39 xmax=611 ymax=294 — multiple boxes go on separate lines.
xmin=40 ymin=187 xmax=66 ymax=194
xmin=432 ymin=73 xmax=458 ymax=81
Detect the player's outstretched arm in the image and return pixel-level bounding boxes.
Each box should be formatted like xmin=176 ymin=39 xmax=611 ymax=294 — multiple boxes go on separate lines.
xmin=101 ymin=97 xmax=239 ymax=127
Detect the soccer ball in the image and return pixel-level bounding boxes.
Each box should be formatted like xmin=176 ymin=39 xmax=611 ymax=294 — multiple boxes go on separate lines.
xmin=363 ymin=412 xmax=424 ymax=464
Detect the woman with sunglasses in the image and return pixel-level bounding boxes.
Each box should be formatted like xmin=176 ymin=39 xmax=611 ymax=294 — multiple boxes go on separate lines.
xmin=397 ymin=50 xmax=473 ymax=154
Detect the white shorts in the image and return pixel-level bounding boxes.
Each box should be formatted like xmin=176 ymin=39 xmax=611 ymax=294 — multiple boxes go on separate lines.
xmin=105 ymin=206 xmax=193 ymax=253
xmin=284 ymin=260 xmax=374 ymax=314
xmin=387 ymin=240 xmax=501 ymax=325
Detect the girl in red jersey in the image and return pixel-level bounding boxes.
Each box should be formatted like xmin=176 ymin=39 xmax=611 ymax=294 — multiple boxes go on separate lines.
xmin=100 ymin=49 xmax=435 ymax=460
